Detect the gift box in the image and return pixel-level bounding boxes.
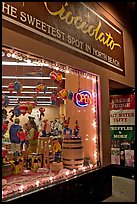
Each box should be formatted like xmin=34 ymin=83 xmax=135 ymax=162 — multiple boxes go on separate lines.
xmin=51 ymin=162 xmax=63 ymax=172
xmin=27 ymin=153 xmax=43 ymax=170
xmin=11 ymin=161 xmax=24 ymax=175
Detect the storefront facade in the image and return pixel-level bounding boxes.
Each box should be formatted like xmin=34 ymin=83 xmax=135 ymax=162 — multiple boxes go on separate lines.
xmin=2 ymin=2 xmax=135 ymax=202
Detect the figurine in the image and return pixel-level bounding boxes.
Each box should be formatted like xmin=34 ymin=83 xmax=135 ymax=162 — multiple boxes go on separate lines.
xmin=74 ymin=120 xmax=80 ymax=137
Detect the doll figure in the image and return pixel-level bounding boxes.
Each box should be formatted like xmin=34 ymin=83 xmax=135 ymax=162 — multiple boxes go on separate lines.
xmin=17 ymin=125 xmax=29 ymax=152
xmin=74 ymin=120 xmax=80 ymax=137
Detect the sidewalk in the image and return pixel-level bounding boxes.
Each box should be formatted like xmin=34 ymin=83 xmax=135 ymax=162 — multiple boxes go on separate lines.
xmin=102 ymin=176 xmax=135 ymax=202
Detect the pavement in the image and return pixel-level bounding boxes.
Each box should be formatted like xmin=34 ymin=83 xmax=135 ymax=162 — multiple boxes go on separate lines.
xmin=102 ymin=176 xmax=135 ymax=202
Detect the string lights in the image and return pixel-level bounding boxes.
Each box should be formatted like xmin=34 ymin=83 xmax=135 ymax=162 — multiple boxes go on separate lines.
xmin=2 ymin=46 xmax=97 ymax=81
xmin=2 ymin=45 xmax=100 ymax=198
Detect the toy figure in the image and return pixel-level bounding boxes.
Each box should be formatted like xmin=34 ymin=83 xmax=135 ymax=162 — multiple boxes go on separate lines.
xmin=63 ymin=117 xmax=72 ymax=139
xmin=74 ymin=120 xmax=80 ymax=137
xmin=17 ymin=126 xmax=29 ymax=152
xmin=42 ymin=119 xmax=51 ymax=136
xmin=53 ymin=139 xmax=62 ymax=162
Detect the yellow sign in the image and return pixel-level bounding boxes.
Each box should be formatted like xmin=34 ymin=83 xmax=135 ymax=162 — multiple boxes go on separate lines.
xmin=44 ymin=2 xmax=121 ymax=51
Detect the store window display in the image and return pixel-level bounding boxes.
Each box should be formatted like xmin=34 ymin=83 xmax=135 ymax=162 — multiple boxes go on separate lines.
xmin=2 ymin=45 xmax=100 ymax=201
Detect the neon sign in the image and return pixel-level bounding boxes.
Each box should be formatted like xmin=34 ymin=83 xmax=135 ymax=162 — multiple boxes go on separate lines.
xmin=73 ymin=90 xmax=92 ymax=107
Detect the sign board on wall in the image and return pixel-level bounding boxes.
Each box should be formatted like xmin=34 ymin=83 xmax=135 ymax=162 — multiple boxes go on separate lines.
xmin=110 ymin=94 xmax=135 ymax=140
xmin=2 ymin=2 xmax=125 ymax=75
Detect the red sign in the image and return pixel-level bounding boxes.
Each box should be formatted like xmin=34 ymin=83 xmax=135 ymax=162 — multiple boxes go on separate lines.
xmin=110 ymin=94 xmax=135 ymax=110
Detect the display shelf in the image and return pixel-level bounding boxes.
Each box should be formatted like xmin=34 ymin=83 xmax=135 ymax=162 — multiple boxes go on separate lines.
xmin=2 ymin=165 xmax=112 ymax=203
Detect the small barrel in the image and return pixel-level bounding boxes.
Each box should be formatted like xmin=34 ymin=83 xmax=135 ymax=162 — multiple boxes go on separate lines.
xmin=62 ymin=138 xmax=84 ymax=170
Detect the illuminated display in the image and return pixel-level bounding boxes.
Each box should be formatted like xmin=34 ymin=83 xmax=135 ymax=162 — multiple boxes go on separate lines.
xmin=73 ymin=90 xmax=92 ymax=107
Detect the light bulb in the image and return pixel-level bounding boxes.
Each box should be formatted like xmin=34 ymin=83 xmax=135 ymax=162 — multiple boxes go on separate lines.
xmin=11 ymin=53 xmax=16 ymax=58
xmin=6 ymin=52 xmax=12 ymax=57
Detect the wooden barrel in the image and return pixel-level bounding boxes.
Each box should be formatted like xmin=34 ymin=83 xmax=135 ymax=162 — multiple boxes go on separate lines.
xmin=62 ymin=138 xmax=84 ymax=170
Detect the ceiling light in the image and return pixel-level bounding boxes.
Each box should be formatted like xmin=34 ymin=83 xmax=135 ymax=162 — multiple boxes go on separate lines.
xmin=37 ymin=101 xmax=52 ymax=103
xmin=8 ymin=103 xmax=51 ymax=106
xmin=11 ymin=53 xmax=16 ymax=58
xmin=6 ymin=96 xmax=33 ymax=99
xmin=2 ymin=61 xmax=39 ymax=66
xmin=2 ymin=76 xmax=65 ymax=80
xmin=2 ymin=76 xmax=50 ymax=79
xmin=37 ymin=96 xmax=51 ymax=99
xmin=2 ymin=85 xmax=58 ymax=89
xmin=2 ymin=91 xmax=53 ymax=94
xmin=6 ymin=53 xmax=12 ymax=58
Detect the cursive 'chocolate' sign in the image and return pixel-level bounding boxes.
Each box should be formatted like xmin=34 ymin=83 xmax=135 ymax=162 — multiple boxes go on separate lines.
xmin=2 ymin=2 xmax=125 ymax=75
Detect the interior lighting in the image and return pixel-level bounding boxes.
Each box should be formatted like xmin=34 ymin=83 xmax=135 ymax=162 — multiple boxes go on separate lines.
xmin=92 ymin=106 xmax=96 ymax=112
xmin=94 ymin=151 xmax=97 ymax=159
xmin=19 ymin=56 xmax=23 ymax=61
xmin=44 ymin=62 xmax=50 ymax=67
xmin=8 ymin=103 xmax=51 ymax=106
xmin=11 ymin=53 xmax=16 ymax=58
xmin=49 ymin=177 xmax=53 ymax=182
xmin=92 ymin=136 xmax=97 ymax=143
xmin=26 ymin=59 xmax=31 ymax=63
xmin=19 ymin=185 xmax=24 ymax=192
xmin=35 ymin=180 xmax=40 ymax=187
xmin=87 ymin=75 xmax=89 ymax=79
xmin=37 ymin=101 xmax=52 ymax=104
xmin=2 ymin=75 xmax=65 ymax=80
xmin=8 ymin=96 xmax=33 ymax=98
xmin=92 ymin=120 xmax=96 ymax=128
xmin=6 ymin=53 xmax=12 ymax=57
xmin=2 ymin=61 xmax=39 ymax=66
xmin=37 ymin=96 xmax=51 ymax=99
xmin=2 ymin=85 xmax=57 ymax=89
xmin=66 ymin=69 xmax=70 ymax=74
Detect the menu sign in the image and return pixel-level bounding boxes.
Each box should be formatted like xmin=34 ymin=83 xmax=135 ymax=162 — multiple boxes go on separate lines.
xmin=110 ymin=94 xmax=135 ymax=140
xmin=2 ymin=2 xmax=125 ymax=75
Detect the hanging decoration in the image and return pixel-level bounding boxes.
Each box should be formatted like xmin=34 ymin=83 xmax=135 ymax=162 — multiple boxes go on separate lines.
xmin=50 ymin=71 xmax=62 ymax=83
xmin=19 ymin=104 xmax=28 ymax=116
xmin=68 ymin=90 xmax=73 ymax=100
xmin=3 ymin=96 xmax=9 ymax=108
xmin=14 ymin=81 xmax=23 ymax=94
xmin=8 ymin=83 xmax=14 ymax=94
xmin=50 ymin=94 xmax=57 ymax=105
xmin=58 ymin=89 xmax=68 ymax=100
xmin=2 ymin=46 xmax=97 ymax=108
xmin=56 ymin=73 xmax=62 ymax=83
xmin=35 ymin=84 xmax=46 ymax=93
xmin=2 ymin=46 xmax=96 ymax=82
xmin=50 ymin=71 xmax=57 ymax=81
xmin=55 ymin=97 xmax=63 ymax=105
xmin=14 ymin=105 xmax=21 ymax=117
